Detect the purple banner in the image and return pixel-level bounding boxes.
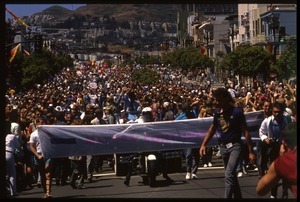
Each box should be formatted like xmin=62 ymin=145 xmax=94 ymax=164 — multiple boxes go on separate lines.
xmin=38 ymin=111 xmax=264 ymax=158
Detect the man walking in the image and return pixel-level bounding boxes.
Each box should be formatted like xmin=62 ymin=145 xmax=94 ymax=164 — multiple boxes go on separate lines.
xmin=199 ymin=88 xmax=255 ymax=199
xmin=257 ymin=101 xmax=294 ymax=199
xmin=175 ymin=101 xmax=199 ymax=180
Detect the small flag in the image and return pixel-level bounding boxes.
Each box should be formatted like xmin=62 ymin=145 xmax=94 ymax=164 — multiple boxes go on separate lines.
xmin=224 ymin=44 xmax=231 ymax=54
xmin=5 ymin=8 xmax=29 ymax=27
xmin=10 ymin=43 xmax=21 ymax=63
xmin=265 ymin=44 xmax=273 ymax=53
xmin=200 ymin=44 xmax=207 ymax=56
xmin=23 ymin=49 xmax=30 ymax=56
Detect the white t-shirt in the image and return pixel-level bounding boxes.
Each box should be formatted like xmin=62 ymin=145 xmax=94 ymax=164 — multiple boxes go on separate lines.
xmin=6 ymin=134 xmax=21 ymax=152
xmin=29 ymin=130 xmax=43 ymax=154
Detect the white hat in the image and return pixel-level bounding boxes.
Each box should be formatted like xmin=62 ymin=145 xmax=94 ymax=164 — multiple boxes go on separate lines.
xmin=163 ymin=102 xmax=170 ymax=107
xmin=55 ymin=106 xmax=63 ymax=112
xmin=142 ymin=107 xmax=152 ymax=112
xmin=285 ymin=108 xmax=293 ymax=116
xmin=11 ymin=122 xmax=20 ymax=135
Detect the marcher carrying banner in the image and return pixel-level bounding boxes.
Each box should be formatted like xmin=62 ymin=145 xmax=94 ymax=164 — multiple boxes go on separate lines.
xmin=37 ymin=110 xmax=264 ymax=159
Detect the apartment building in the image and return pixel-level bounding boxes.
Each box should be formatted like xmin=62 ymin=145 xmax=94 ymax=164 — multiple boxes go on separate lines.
xmin=179 ymin=3 xmax=296 ymax=57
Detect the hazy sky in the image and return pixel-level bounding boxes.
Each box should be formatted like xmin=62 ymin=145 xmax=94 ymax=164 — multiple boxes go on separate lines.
xmin=5 ymin=4 xmax=87 ymax=20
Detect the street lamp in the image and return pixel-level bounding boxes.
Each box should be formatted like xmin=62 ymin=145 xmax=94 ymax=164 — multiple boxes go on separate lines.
xmin=227 ymin=24 xmax=238 ymax=51
xmin=268 ymin=12 xmax=280 ymax=64
xmin=203 ymin=29 xmax=211 ymax=57
xmin=268 ymin=12 xmax=280 ymax=42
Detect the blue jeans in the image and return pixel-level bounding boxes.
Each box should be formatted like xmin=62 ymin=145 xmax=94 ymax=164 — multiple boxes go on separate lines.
xmin=6 ymin=151 xmax=17 ymax=196
xmin=183 ymin=148 xmax=199 ymax=174
xmin=219 ymin=142 xmax=242 ymax=199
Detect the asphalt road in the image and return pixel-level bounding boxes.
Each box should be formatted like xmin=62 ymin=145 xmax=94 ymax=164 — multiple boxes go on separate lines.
xmin=14 ymin=155 xmax=295 ymax=200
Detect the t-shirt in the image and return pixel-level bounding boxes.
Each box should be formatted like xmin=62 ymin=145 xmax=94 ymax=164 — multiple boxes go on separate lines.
xmin=6 ymin=134 xmax=21 ymax=152
xmin=29 ymin=130 xmax=43 ymax=154
xmin=213 ymin=106 xmax=245 ymax=143
xmin=274 ymin=150 xmax=297 ymax=198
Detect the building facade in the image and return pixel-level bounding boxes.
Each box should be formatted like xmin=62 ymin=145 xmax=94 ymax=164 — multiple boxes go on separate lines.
xmin=178 ymin=3 xmax=296 ymax=83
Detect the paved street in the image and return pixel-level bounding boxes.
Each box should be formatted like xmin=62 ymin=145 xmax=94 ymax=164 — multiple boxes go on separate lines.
xmin=15 ymin=155 xmax=295 ymax=200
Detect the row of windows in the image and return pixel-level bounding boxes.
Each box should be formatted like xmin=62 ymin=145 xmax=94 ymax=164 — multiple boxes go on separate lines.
xmin=183 ymin=4 xmax=238 ymax=13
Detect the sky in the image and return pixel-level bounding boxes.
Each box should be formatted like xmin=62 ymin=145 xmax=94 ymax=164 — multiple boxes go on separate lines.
xmin=5 ymin=4 xmax=87 ymax=20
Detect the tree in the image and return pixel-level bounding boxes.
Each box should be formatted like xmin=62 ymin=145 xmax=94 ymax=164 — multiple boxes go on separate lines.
xmin=161 ymin=46 xmax=214 ymax=73
xmin=271 ymin=39 xmax=296 ymax=81
xmin=131 ymin=67 xmax=160 ymax=85
xmin=220 ymin=44 xmax=272 ymax=81
xmin=135 ymin=55 xmax=159 ymax=67
xmin=9 ymin=49 xmax=73 ymax=90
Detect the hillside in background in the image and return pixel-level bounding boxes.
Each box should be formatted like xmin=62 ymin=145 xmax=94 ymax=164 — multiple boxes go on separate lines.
xmin=36 ymin=4 xmax=181 ymax=22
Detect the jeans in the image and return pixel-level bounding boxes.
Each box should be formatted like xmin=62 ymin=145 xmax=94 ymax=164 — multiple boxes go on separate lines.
xmin=6 ymin=151 xmax=17 ymax=196
xmin=256 ymin=141 xmax=280 ymax=178
xmin=219 ymin=142 xmax=242 ymax=199
xmin=86 ymin=155 xmax=94 ymax=180
xmin=256 ymin=141 xmax=285 ymax=197
xmin=70 ymin=159 xmax=85 ymax=187
xmin=201 ymin=147 xmax=213 ymax=165
xmin=114 ymin=112 xmax=121 ymax=124
xmin=53 ymin=157 xmax=71 ymax=185
xmin=183 ymin=148 xmax=199 ymax=174
xmin=236 ymin=143 xmax=248 ymax=172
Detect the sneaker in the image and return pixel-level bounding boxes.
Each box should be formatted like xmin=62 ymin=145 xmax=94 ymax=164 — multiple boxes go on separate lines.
xmin=11 ymin=192 xmax=21 ymax=197
xmin=163 ymin=174 xmax=174 ymax=182
xmin=44 ymin=193 xmax=52 ymax=198
xmin=237 ymin=172 xmax=243 ymax=178
xmin=77 ymin=185 xmax=86 ymax=189
xmin=124 ymin=180 xmax=130 ymax=186
xmin=87 ymin=177 xmax=93 ymax=183
xmin=203 ymin=164 xmax=208 ymax=168
xmin=242 ymin=166 xmax=248 ymax=175
xmin=70 ymin=183 xmax=77 ymax=189
xmin=270 ymin=195 xmax=276 ymax=199
xmin=37 ymin=183 xmax=42 ymax=188
xmin=208 ymin=162 xmax=212 ymax=167
xmin=185 ymin=173 xmax=191 ymax=180
xmin=191 ymin=174 xmax=198 ymax=179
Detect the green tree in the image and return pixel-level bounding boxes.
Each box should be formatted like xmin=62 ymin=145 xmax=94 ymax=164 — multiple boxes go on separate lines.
xmin=135 ymin=55 xmax=159 ymax=67
xmin=161 ymin=46 xmax=214 ymax=73
xmin=13 ymin=50 xmax=73 ymax=90
xmin=271 ymin=39 xmax=296 ymax=81
xmin=220 ymin=44 xmax=272 ymax=81
xmin=131 ymin=67 xmax=160 ymax=85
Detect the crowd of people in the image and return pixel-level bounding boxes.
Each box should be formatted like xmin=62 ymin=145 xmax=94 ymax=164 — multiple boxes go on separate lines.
xmin=5 ymin=59 xmax=297 ymax=198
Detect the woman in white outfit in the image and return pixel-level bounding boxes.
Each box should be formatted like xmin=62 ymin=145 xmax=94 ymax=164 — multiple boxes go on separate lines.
xmin=5 ymin=121 xmax=22 ymax=197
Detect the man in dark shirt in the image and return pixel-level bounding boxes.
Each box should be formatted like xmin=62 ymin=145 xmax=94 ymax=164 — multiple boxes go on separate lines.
xmin=199 ymin=88 xmax=255 ymax=199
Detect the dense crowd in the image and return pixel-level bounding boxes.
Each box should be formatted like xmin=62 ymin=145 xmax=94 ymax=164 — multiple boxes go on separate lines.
xmin=5 ymin=60 xmax=297 ymax=198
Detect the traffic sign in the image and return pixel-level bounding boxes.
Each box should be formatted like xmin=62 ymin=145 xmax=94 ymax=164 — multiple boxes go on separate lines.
xmin=26 ymin=26 xmax=42 ymax=33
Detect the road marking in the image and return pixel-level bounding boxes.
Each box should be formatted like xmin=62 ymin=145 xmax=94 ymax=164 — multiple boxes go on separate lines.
xmin=198 ymin=166 xmax=224 ymax=170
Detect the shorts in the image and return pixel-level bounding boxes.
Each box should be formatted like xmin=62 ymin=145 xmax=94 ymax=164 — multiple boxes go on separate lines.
xmin=34 ymin=153 xmax=52 ymax=166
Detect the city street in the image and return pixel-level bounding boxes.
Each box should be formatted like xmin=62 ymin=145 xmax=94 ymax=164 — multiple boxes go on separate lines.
xmin=15 ymin=155 xmax=295 ymax=200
